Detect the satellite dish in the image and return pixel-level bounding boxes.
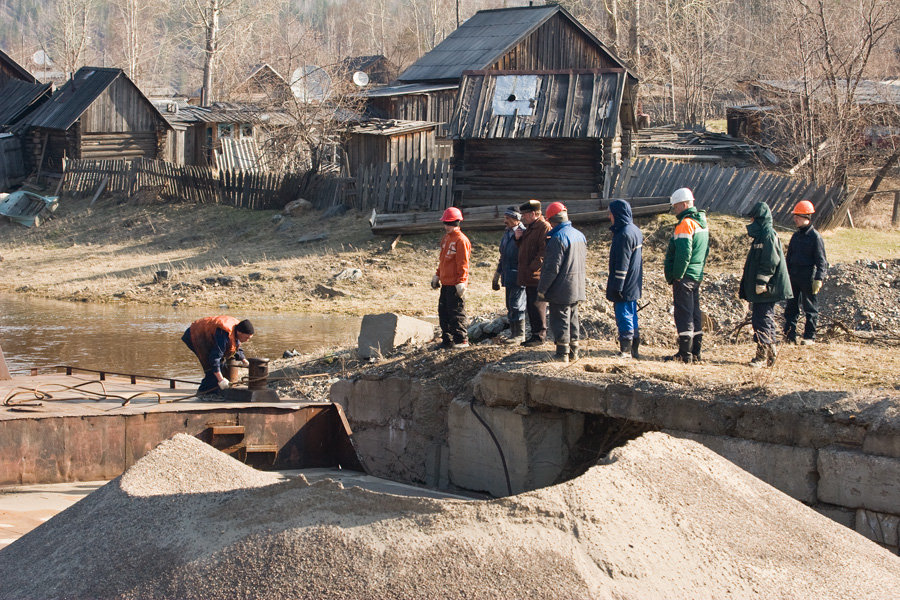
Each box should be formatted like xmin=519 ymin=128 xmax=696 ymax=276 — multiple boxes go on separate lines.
xmin=352 ymin=71 xmax=370 ymax=87
xmin=290 ymin=65 xmax=332 ymax=103
xmin=32 ymin=49 xmax=51 ymax=66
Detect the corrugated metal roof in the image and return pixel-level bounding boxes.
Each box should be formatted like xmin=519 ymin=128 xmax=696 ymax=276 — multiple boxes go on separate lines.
xmin=754 ymin=79 xmax=900 ymax=106
xmin=0 ymin=80 xmax=52 ymax=129
xmin=361 ymin=82 xmax=459 ymax=98
xmin=396 ymin=5 xmax=634 ymax=84
xmin=21 ymin=67 xmax=171 ymax=130
xmin=397 ymin=6 xmax=558 ymax=83
xmin=162 ymin=102 xmax=295 ymax=126
xmin=449 ymin=69 xmax=626 ymax=140
xmin=350 ymin=119 xmax=439 ymax=136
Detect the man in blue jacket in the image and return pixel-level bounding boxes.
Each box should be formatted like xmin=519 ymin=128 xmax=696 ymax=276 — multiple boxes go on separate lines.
xmin=784 ymin=200 xmax=828 ymax=344
xmin=492 ymin=206 xmax=527 ymax=343
xmin=606 ymin=199 xmax=644 ymax=359
xmin=538 ymin=202 xmax=587 ymax=363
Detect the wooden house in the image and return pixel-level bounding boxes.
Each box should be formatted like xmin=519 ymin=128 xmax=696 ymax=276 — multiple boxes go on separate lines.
xmin=229 ymin=64 xmax=293 ymax=105
xmin=18 ymin=67 xmax=172 ymax=174
xmin=448 ymin=69 xmax=632 ymax=207
xmin=364 ymin=4 xmax=638 ymax=143
xmin=344 ymin=119 xmax=439 ymax=177
xmin=340 ymin=55 xmax=395 ymax=87
xmin=156 ymin=101 xmax=295 ymax=168
xmin=0 ymin=49 xmax=37 ymax=88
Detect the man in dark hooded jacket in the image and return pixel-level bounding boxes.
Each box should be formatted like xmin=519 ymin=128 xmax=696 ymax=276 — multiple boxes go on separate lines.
xmin=740 ymin=202 xmax=792 ymax=367
xmin=606 ymin=199 xmax=643 ymax=359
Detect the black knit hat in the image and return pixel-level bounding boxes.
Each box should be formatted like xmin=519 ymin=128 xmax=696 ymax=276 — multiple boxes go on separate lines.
xmin=235 ymin=319 xmax=255 ymax=335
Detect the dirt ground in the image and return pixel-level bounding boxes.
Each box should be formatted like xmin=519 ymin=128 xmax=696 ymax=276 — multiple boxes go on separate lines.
xmin=1 ymin=188 xmax=899 ymax=399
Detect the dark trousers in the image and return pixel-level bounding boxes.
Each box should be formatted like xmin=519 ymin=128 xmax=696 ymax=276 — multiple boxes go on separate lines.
xmin=182 ymin=328 xmax=221 ymax=393
xmin=524 ymin=286 xmax=548 ymax=341
xmin=438 ymin=285 xmax=467 ymax=344
xmin=548 ymin=302 xmax=580 ymax=346
xmin=673 ymin=278 xmax=702 ymax=337
xmin=505 ymin=285 xmax=527 ymax=322
xmin=784 ymin=276 xmax=819 ymax=339
xmin=752 ymin=301 xmax=777 ymax=345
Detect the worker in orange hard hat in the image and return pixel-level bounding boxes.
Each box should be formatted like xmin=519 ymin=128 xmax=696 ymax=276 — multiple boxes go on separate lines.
xmin=516 ymin=199 xmax=552 ymax=347
xmin=784 ymin=200 xmax=828 ymax=345
xmin=432 ymin=206 xmax=471 ymax=349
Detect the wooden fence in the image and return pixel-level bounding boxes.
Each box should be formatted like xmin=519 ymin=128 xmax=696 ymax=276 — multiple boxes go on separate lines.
xmin=0 ymin=135 xmax=25 ymax=191
xmin=59 ymin=158 xmax=345 ymax=210
xmin=354 ymin=158 xmax=453 ymax=213
xmin=607 ymin=158 xmax=848 ymax=229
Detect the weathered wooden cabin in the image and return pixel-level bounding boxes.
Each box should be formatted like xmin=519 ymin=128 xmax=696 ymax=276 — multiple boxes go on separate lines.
xmin=19 ymin=67 xmax=171 ymax=174
xmin=340 ymin=55 xmax=395 ymax=87
xmin=0 ymin=49 xmax=37 ymax=88
xmin=364 ymin=4 xmax=638 ymax=143
xmin=344 ymin=119 xmax=439 ymax=177
xmin=156 ymin=101 xmax=295 ymax=167
xmin=229 ymin=64 xmax=293 ymax=105
xmin=448 ymin=69 xmax=632 ymax=206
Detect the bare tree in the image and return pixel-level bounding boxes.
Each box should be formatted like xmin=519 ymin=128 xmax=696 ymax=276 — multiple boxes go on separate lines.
xmin=43 ymin=0 xmax=95 ymax=79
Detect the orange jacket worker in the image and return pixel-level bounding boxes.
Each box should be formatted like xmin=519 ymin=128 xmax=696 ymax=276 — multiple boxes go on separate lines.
xmin=432 ymin=207 xmax=471 ymax=349
xmin=182 ymin=316 xmax=254 ymax=395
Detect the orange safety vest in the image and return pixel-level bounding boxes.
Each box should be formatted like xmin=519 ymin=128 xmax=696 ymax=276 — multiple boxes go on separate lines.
xmin=188 ymin=316 xmax=240 ymax=370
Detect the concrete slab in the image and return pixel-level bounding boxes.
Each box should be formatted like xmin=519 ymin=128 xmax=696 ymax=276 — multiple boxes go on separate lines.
xmin=818 ymin=448 xmax=900 ymax=513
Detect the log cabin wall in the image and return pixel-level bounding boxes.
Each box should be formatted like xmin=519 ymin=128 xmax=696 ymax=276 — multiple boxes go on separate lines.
xmin=453 ymin=138 xmax=604 ymax=207
xmin=346 ymin=127 xmax=436 ymax=177
xmin=79 ymin=76 xmax=165 ymax=160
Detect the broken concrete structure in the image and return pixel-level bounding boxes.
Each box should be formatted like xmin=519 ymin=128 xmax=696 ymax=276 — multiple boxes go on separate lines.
xmin=357 ymin=312 xmax=435 ymax=359
xmin=332 ymin=363 xmax=900 ymax=553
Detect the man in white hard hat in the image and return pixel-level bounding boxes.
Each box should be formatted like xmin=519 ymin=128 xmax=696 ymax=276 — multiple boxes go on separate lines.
xmin=663 ymin=188 xmax=710 ymax=363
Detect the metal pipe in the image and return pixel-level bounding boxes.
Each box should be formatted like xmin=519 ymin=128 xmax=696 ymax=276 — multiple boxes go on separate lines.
xmin=247 ymin=357 xmax=269 ymax=390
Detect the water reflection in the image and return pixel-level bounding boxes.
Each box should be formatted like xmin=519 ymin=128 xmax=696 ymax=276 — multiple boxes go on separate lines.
xmin=0 ymin=294 xmax=361 ymax=378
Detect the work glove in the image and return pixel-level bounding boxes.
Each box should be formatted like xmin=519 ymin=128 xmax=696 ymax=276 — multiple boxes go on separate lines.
xmin=491 ymin=271 xmax=501 ymax=291
xmin=812 ymin=280 xmax=823 ymax=295
xmin=238 ymin=359 xmax=250 ymax=367
xmin=217 ymin=379 xmax=230 ymax=391
xmin=611 ymin=290 xmax=625 ymax=303
xmin=455 ymin=283 xmax=467 ymax=298
xmin=755 ymin=284 xmax=767 ymax=296
xmin=431 ymin=274 xmax=440 ymax=289
xmin=537 ymin=291 xmax=546 ymax=302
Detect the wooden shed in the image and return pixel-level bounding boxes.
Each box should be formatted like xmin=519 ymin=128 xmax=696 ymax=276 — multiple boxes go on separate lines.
xmin=344 ymin=119 xmax=438 ymax=176
xmin=18 ymin=67 xmax=171 ymax=174
xmin=0 ymin=49 xmax=37 ymax=88
xmin=365 ymin=4 xmax=638 ymax=142
xmin=448 ymin=69 xmax=630 ymax=207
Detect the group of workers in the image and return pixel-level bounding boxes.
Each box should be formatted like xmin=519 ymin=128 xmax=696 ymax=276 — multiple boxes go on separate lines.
xmin=434 ymin=188 xmax=827 ymax=367
xmin=180 ymin=189 xmax=826 ymax=396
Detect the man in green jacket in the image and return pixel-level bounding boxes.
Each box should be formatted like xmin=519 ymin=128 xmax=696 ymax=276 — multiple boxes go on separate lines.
xmin=740 ymin=202 xmax=793 ymax=367
xmin=664 ymin=188 xmax=710 ymax=363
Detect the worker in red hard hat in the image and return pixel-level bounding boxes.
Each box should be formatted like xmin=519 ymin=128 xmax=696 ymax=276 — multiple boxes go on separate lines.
xmin=537 ymin=202 xmax=587 ymax=363
xmin=432 ymin=206 xmax=472 ymax=349
xmin=516 ymin=199 xmax=552 ymax=347
xmin=784 ymin=200 xmax=828 ymax=345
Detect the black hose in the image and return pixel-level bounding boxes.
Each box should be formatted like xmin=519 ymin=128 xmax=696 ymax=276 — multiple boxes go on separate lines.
xmin=469 ymin=397 xmax=512 ymax=496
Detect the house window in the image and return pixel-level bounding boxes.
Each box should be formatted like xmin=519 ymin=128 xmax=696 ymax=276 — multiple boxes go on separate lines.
xmin=240 ymin=124 xmax=253 ymax=138
xmin=218 ymin=123 xmax=234 ymax=138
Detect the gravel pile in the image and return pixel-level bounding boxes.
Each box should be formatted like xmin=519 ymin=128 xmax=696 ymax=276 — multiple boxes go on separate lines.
xmin=1 ymin=432 xmax=898 ymax=599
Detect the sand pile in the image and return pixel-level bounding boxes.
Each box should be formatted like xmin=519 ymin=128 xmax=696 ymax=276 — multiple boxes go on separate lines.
xmin=1 ymin=432 xmax=897 ymax=599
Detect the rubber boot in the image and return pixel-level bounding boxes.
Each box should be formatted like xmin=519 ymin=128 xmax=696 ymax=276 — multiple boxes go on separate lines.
xmin=631 ymin=334 xmax=641 ymax=360
xmin=766 ymin=343 xmax=778 ymax=367
xmin=568 ymin=342 xmax=579 ymax=362
xmin=691 ymin=333 xmax=703 ymax=363
xmin=508 ymin=319 xmax=526 ymax=344
xmin=617 ymin=337 xmax=632 ymax=359
xmin=665 ymin=336 xmax=693 ymax=363
xmin=552 ymin=344 xmax=569 ymax=364
xmin=749 ymin=343 xmax=767 ymax=368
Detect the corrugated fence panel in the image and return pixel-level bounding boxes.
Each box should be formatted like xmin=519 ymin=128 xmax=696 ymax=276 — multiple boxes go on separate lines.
xmin=609 ymin=158 xmax=847 ymax=228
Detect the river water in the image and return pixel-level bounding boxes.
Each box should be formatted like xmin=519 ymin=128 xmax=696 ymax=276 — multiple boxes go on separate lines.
xmin=0 ymin=294 xmax=362 ymax=379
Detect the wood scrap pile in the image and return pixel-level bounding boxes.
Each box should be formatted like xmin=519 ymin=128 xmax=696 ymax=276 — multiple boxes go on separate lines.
xmin=635 ymin=126 xmax=778 ymax=165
